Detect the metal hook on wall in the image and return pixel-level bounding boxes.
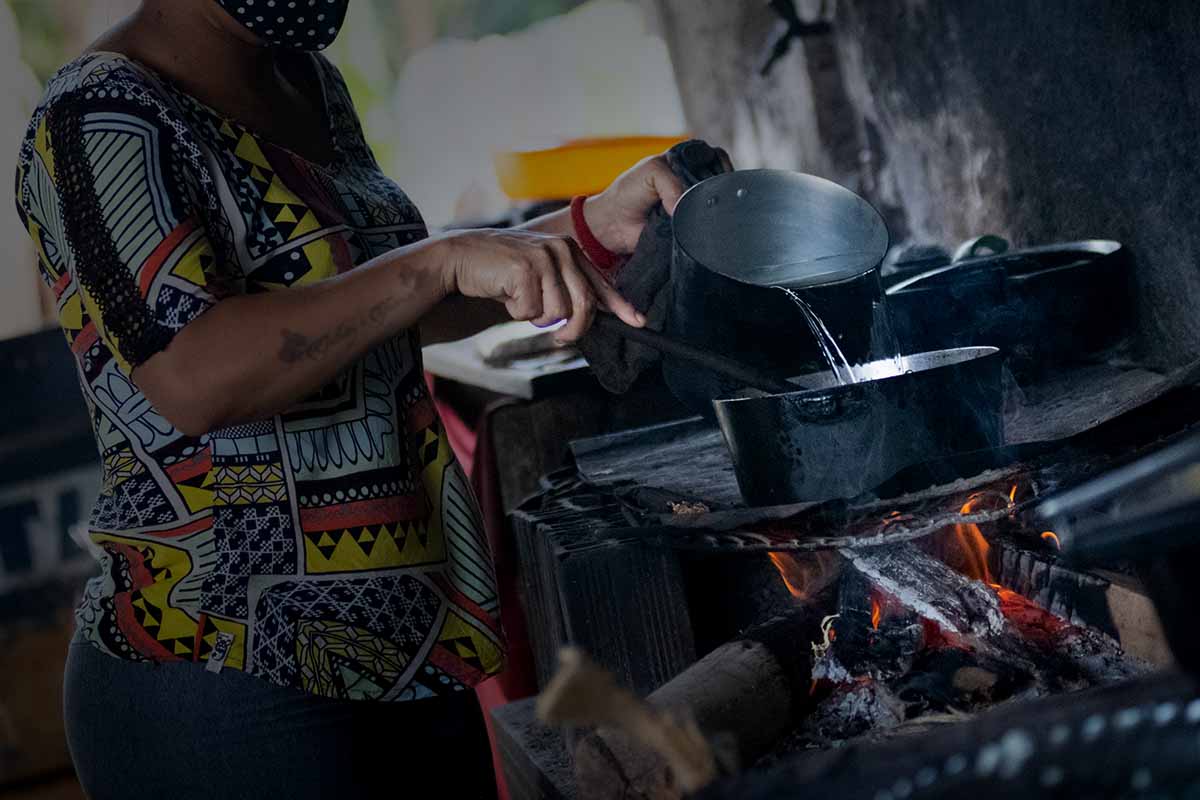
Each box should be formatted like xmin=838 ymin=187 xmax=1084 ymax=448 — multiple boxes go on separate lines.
xmin=760 ymin=0 xmax=835 ymax=77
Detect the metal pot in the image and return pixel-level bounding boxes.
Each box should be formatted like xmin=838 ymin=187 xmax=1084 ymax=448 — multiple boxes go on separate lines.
xmin=663 ymin=170 xmax=891 ymax=412
xmin=712 ymin=347 xmax=1004 ymax=506
xmin=885 ymin=240 xmax=1131 ymax=378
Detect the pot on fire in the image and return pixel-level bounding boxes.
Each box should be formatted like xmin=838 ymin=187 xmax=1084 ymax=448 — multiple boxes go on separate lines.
xmin=713 ymin=346 xmax=1005 ymax=506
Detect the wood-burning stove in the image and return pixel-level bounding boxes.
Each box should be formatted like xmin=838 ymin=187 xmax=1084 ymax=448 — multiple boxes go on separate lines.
xmin=497 ymin=354 xmax=1200 ymax=799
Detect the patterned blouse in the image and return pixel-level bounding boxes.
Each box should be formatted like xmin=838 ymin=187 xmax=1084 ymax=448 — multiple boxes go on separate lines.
xmin=14 ymin=52 xmax=505 ymax=702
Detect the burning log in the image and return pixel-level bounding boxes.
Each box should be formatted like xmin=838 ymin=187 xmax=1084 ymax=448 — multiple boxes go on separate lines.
xmin=538 ymin=603 xmax=834 ymax=800
xmin=986 ymin=530 xmax=1173 ymax=667
xmin=840 ymin=544 xmax=1013 ymax=651
xmin=839 ymin=543 xmax=1143 ymax=690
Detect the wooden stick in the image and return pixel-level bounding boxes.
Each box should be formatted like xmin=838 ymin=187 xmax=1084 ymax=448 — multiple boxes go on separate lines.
xmin=536 ymin=647 xmax=719 ymax=795
xmin=536 ymin=604 xmax=832 ymax=800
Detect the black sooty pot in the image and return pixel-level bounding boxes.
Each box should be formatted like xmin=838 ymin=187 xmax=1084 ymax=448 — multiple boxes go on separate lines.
xmin=663 ymin=170 xmax=891 ymax=414
xmin=712 ymin=347 xmax=1004 ymax=506
xmin=886 ymin=240 xmax=1132 ymax=379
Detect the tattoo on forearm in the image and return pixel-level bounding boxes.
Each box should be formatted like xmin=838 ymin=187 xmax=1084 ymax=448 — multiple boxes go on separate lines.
xmin=278 ymin=297 xmax=394 ymax=364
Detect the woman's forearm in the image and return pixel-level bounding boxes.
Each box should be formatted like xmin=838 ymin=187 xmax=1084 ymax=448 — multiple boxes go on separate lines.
xmin=130 ymin=195 xmax=655 ymax=436
xmin=134 ymin=236 xmax=451 ymax=436
xmin=520 ymin=204 xmax=576 ymax=238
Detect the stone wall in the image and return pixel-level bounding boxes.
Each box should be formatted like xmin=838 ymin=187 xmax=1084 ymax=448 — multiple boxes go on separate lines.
xmin=647 ymin=0 xmax=1200 ymax=368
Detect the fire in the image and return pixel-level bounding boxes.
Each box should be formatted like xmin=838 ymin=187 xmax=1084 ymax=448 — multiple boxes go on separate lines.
xmin=1009 ymin=484 xmax=1019 ymax=504
xmin=870 ymin=598 xmax=882 ymax=630
xmin=993 ymin=584 xmax=1069 ymax=646
xmin=768 ymin=551 xmax=836 ymax=600
xmin=1041 ymin=531 xmax=1061 ymax=549
xmin=768 ymin=553 xmax=805 ymax=598
xmin=950 ymin=493 xmax=995 ymax=584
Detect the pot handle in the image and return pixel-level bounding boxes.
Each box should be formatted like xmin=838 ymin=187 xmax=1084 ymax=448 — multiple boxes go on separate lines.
xmin=952 ymin=234 xmax=1010 ymax=263
xmin=591 ymin=313 xmax=795 ymax=396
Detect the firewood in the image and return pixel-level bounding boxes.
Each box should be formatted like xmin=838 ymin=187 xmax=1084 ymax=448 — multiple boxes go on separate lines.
xmin=840 ymin=544 xmax=1143 ymax=687
xmin=538 ymin=604 xmax=833 ymax=800
xmin=536 ymin=647 xmax=719 ymax=796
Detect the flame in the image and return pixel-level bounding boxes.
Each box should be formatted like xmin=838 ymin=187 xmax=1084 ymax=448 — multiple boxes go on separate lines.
xmin=768 ymin=553 xmax=805 ymax=598
xmin=871 ymin=598 xmax=882 ymax=630
xmin=768 ymin=551 xmax=836 ymax=600
xmin=950 ymin=494 xmax=995 ymax=584
xmin=1009 ymin=484 xmax=1019 ymax=505
xmin=1041 ymin=531 xmax=1061 ymax=549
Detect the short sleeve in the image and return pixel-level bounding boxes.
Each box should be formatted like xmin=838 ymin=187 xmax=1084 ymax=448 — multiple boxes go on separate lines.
xmin=29 ymin=81 xmax=220 ymax=370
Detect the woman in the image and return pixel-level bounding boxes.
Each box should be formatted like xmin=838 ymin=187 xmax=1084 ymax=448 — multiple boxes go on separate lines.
xmin=13 ymin=2 xmax=684 ymax=797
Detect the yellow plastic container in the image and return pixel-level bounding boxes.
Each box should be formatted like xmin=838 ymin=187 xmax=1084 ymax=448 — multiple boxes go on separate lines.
xmin=493 ymin=135 xmax=689 ymax=201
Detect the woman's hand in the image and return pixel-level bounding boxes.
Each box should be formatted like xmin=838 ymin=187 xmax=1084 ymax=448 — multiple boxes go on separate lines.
xmin=438 ymin=229 xmax=646 ymax=343
xmin=581 ymin=156 xmax=683 ymax=255
xmin=580 ymin=148 xmax=734 ymax=255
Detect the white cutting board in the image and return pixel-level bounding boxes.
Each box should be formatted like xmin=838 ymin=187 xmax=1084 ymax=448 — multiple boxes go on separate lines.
xmin=422 ymin=321 xmax=590 ymax=400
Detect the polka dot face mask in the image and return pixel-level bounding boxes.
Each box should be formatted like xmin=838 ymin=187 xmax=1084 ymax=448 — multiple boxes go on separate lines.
xmin=216 ymin=0 xmax=350 ymax=51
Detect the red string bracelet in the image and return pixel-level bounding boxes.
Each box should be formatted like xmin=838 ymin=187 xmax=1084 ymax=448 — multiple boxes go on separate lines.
xmin=570 ymin=195 xmax=622 ymax=276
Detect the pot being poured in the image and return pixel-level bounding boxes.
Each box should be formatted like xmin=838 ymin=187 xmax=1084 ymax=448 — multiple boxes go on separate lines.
xmin=664 ymin=169 xmax=891 ymax=413
xmin=649 ymin=170 xmax=1002 ymax=506
xmin=713 ymin=347 xmax=1004 ymax=506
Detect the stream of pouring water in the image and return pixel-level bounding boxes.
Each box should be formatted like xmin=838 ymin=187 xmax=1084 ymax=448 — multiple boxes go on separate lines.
xmin=778 ymin=286 xmax=905 ymax=386
xmin=780 ymin=288 xmax=857 ymax=385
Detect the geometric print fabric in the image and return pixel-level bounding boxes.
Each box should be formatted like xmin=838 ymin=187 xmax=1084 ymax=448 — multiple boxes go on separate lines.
xmin=14 ymin=51 xmax=505 ymax=702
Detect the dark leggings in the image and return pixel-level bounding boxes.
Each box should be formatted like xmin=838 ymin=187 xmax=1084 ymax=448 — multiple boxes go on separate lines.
xmin=64 ymin=638 xmax=497 ymax=800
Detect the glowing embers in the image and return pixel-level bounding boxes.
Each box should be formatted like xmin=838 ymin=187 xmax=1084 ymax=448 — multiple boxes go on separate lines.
xmin=755 ymin=478 xmax=1143 ymax=758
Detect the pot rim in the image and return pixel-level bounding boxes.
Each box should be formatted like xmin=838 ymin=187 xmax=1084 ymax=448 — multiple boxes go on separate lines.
xmin=886 ymin=239 xmax=1124 ymax=296
xmin=711 ymin=345 xmax=1002 ymax=408
xmin=673 ymin=169 xmax=891 ymax=290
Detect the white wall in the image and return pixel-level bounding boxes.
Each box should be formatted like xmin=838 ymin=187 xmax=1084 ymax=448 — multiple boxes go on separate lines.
xmin=386 ymin=0 xmax=688 ymax=226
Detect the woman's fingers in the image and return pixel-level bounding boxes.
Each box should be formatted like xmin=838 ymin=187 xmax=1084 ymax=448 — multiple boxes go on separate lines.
xmin=649 ymin=157 xmax=686 ymax=216
xmin=542 ymin=241 xmax=593 ymax=343
xmin=531 ymin=250 xmax=572 ymax=329
xmin=557 ymin=268 xmax=598 ymax=344
xmin=502 ymin=261 xmax=545 ymax=322
xmin=579 ymin=260 xmax=646 ymax=329
xmin=483 ymin=232 xmax=644 ymax=338
xmin=560 ymin=238 xmax=648 ymax=332
xmin=595 ymin=280 xmax=645 ymax=329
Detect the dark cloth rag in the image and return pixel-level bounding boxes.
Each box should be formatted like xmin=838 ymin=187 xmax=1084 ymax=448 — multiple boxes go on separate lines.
xmin=579 ymin=139 xmax=732 ymax=393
